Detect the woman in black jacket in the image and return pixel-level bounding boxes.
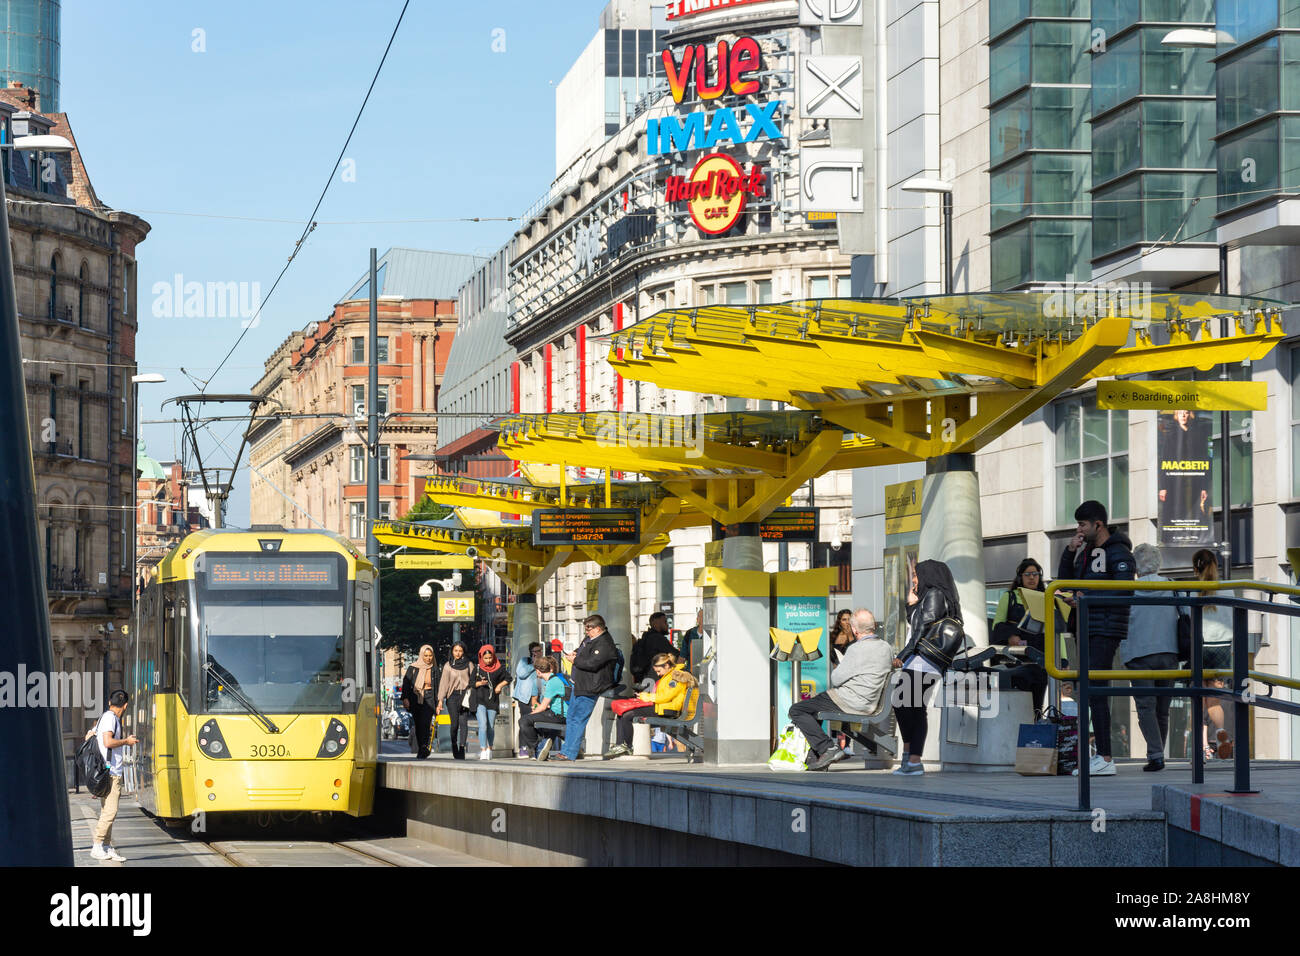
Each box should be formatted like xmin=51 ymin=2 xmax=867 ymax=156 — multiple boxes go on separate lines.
xmin=468 ymin=644 xmax=510 ymax=760
xmin=891 ymin=559 xmax=963 ymax=776
xmin=401 ymin=645 xmax=438 ymax=759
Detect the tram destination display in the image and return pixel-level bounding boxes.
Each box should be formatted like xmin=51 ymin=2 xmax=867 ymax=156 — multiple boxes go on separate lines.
xmin=714 ymin=508 xmax=820 ymax=542
xmin=532 ymin=508 xmax=640 ymax=545
xmin=203 ymin=554 xmax=339 ymax=589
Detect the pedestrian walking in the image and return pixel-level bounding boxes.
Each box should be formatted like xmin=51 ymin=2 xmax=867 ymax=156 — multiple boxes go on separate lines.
xmin=436 ymin=642 xmax=473 ymax=760
xmin=401 ymin=644 xmax=438 ymax=759
xmin=470 ymin=644 xmax=510 ymax=759
xmin=90 ymin=689 xmax=136 ymax=862
xmin=1121 ymin=544 xmax=1181 ymax=771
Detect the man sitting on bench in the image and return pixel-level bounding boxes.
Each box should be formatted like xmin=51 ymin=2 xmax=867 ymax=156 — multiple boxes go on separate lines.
xmin=789 ymin=608 xmax=894 ymax=771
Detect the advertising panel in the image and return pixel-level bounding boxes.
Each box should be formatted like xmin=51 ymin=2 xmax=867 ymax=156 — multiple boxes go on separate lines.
xmin=1156 ymin=410 xmax=1213 ymax=548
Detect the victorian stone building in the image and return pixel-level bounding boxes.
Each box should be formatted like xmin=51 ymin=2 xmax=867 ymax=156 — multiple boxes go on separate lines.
xmin=3 ymin=82 xmax=150 ymax=767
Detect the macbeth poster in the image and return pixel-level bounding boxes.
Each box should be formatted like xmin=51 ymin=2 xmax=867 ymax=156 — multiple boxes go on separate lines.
xmin=1157 ymin=409 xmax=1213 ymax=547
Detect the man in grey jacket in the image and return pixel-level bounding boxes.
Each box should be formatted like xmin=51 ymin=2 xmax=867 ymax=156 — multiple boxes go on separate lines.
xmin=789 ymin=608 xmax=895 ymax=771
xmin=1122 ymin=543 xmax=1181 ymax=771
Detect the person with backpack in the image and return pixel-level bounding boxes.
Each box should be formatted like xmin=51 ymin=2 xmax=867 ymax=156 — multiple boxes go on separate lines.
xmin=519 ymin=657 xmax=568 ymax=760
xmin=90 ymin=689 xmax=136 ymax=861
xmin=553 ymin=614 xmax=618 ymax=761
xmin=629 ymin=612 xmax=676 ymax=688
xmin=891 ymin=559 xmax=964 ymax=775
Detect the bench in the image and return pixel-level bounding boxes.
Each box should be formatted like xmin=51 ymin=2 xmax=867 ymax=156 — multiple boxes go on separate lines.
xmin=814 ymin=681 xmax=897 ymax=758
xmin=634 ymin=687 xmax=703 ymax=762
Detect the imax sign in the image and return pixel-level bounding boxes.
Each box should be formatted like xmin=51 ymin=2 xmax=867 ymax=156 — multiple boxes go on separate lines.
xmin=646 ymin=101 xmax=785 ymax=156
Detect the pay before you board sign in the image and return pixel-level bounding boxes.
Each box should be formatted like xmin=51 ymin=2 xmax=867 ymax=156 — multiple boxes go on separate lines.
xmin=775 ymin=590 xmax=829 ymax=700
xmin=532 ymin=508 xmax=641 ymax=546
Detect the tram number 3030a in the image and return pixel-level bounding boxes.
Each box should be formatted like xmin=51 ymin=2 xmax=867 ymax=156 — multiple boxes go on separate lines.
xmin=249 ymin=744 xmax=290 ymax=758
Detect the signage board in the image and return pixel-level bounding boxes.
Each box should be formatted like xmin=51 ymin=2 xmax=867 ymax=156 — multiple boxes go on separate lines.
xmin=532 ymin=508 xmax=641 ymax=545
xmin=395 ymin=555 xmax=475 ymax=570
xmin=801 ymin=55 xmax=864 ymax=120
xmin=665 ymin=153 xmax=766 ymax=234
xmin=799 ymin=0 xmax=864 ymax=26
xmin=801 ymin=148 xmax=866 ymax=212
xmin=715 ymin=508 xmax=819 ymax=541
xmin=437 ymin=591 xmax=476 ymax=622
xmin=666 ymin=0 xmax=782 ymax=23
xmin=647 ymin=102 xmax=784 ymax=156
xmin=884 ymin=479 xmax=923 ymax=535
xmin=1097 ymin=380 xmax=1267 ymax=411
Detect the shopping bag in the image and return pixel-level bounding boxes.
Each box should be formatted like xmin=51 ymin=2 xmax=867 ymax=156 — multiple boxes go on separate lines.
xmin=1041 ymin=705 xmax=1079 ymax=775
xmin=611 ymin=697 xmax=653 ymax=717
xmin=1014 ymin=723 xmax=1058 ymax=776
xmin=767 ymin=723 xmax=810 ymax=772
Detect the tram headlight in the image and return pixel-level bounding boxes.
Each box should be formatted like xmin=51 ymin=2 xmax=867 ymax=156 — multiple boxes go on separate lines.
xmin=198 ymin=720 xmax=231 ymax=759
xmin=316 ymin=718 xmax=350 ymax=758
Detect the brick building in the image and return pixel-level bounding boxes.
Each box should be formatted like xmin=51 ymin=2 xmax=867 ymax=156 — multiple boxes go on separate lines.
xmin=250 ymin=248 xmax=483 ymax=540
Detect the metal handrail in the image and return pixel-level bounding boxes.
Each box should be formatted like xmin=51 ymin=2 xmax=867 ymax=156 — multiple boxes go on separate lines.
xmin=1045 ymin=577 xmax=1300 ymax=809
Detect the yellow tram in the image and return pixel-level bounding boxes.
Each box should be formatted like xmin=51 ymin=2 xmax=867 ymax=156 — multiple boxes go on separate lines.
xmin=130 ymin=527 xmax=378 ymax=821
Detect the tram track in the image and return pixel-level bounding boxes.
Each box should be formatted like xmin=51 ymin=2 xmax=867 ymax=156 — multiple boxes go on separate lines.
xmin=204 ymin=839 xmax=397 ymax=867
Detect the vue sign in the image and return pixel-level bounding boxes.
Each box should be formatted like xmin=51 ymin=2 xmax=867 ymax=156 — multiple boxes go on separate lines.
xmin=663 ymin=37 xmax=763 ymax=103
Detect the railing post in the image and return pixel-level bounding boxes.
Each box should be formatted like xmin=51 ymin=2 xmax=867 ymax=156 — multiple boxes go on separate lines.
xmin=1192 ymin=604 xmax=1204 ymax=785
xmin=1228 ymin=605 xmax=1257 ymax=794
xmin=1077 ymin=596 xmax=1090 ymax=812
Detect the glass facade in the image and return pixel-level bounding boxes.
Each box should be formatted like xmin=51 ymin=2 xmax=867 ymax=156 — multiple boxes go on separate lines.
xmin=604 ymin=28 xmax=667 ymax=134
xmin=1054 ymin=394 xmax=1129 ymax=526
xmin=989 ymin=5 xmax=1093 ymax=288
xmin=0 ymin=0 xmax=58 ymax=113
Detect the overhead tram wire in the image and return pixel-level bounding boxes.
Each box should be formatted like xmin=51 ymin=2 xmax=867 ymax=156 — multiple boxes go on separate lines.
xmin=200 ymin=0 xmax=412 ymax=393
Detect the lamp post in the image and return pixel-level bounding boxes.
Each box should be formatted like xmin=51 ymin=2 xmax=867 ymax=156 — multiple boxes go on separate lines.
xmin=901 ymin=177 xmax=955 ymax=295
xmin=0 ymin=132 xmax=76 ymax=863
xmin=1162 ymin=28 xmax=1234 ymax=579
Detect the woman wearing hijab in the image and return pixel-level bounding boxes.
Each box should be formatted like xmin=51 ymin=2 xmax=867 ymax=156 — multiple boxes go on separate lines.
xmin=436 ymin=642 xmax=473 ymax=760
xmin=891 ymin=559 xmax=963 ymax=775
xmin=470 ymin=645 xmax=510 ymax=760
xmin=401 ymin=645 xmax=438 ymax=759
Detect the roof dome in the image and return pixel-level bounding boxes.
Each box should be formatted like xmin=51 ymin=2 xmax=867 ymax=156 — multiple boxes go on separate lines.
xmin=136 ymin=439 xmax=167 ymax=481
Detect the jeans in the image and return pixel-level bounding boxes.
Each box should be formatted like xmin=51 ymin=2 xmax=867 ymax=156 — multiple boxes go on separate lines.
xmin=788 ymin=692 xmax=837 ymax=756
xmin=518 ymin=709 xmax=564 ymax=753
xmin=561 ymin=695 xmax=598 ymax=759
xmin=1086 ymin=636 xmax=1120 ymax=759
xmin=475 ymin=705 xmax=498 ymax=749
xmin=1125 ymin=652 xmax=1176 ymax=760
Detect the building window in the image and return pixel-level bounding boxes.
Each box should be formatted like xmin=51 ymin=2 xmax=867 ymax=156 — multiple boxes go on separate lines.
xmin=377 ymin=385 xmax=389 ymax=416
xmin=755 ymin=279 xmax=773 ymax=303
xmin=77 ymin=380 xmax=88 ymax=459
xmin=376 ymin=337 xmax=389 ymax=363
xmin=351 ymin=337 xmax=364 ymax=364
xmin=378 ymin=502 xmax=392 ymax=521
xmin=348 ymin=502 xmax=365 ymax=540
xmin=378 ymin=445 xmax=391 ymax=482
xmin=721 ymin=282 xmax=747 ymax=305
xmin=1054 ymin=393 xmax=1129 ymax=527
xmin=350 ymin=384 xmax=365 ymax=418
xmin=47 ymin=253 xmax=58 ymax=320
xmin=699 ymin=284 xmax=715 ymax=305
xmin=349 ymin=445 xmax=364 ymax=483
xmin=77 ymin=262 xmax=88 ymax=327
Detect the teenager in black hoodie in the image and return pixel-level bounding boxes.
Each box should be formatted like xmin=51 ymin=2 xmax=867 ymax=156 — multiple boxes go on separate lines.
xmin=1057 ymin=499 xmax=1135 ymax=777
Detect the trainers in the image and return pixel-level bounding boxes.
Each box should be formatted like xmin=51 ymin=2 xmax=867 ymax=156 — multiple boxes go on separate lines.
xmin=602 ymin=743 xmax=631 ymax=760
xmin=537 ymin=739 xmax=554 ymax=762
xmin=1142 ymin=758 xmax=1165 ymax=772
xmin=892 ymin=760 xmax=924 ymax=775
xmin=105 ymin=846 xmax=126 ymax=862
xmin=1073 ymin=754 xmax=1116 ymax=776
xmin=805 ymin=746 xmax=849 ymax=771
xmin=549 ymin=753 xmax=570 ymax=761
xmin=517 ymin=748 xmax=530 ymax=759
xmin=90 ymin=844 xmax=110 ymax=861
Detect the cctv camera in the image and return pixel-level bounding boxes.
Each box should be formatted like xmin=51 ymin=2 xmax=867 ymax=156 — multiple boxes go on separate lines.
xmin=465 ymin=546 xmax=478 ymax=558
xmin=830 ymin=539 xmax=842 ymax=551
xmin=418 ymin=584 xmax=432 ymax=603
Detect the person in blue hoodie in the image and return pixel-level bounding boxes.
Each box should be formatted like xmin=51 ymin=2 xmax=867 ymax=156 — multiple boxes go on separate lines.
xmin=1057 ymin=499 xmax=1135 ymax=778
xmin=512 ymin=642 xmax=543 ymax=758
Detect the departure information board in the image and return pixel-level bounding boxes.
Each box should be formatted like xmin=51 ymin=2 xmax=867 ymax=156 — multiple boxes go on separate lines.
xmin=532 ymin=509 xmax=640 ymax=545
xmin=715 ymin=508 xmax=820 ymax=542
xmin=204 ymin=555 xmax=339 ymax=590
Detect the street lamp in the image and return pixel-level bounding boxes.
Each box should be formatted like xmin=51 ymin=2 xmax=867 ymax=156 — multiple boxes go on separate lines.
xmin=0 ymin=131 xmax=76 ymax=863
xmin=901 ymin=177 xmax=955 ymax=295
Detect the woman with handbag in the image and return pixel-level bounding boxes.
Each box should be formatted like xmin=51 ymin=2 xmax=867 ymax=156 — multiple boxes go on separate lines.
xmin=470 ymin=645 xmax=510 ymax=760
xmin=401 ymin=644 xmax=439 ymax=759
xmin=602 ymin=653 xmax=698 ymax=759
xmin=891 ymin=559 xmax=964 ymax=775
xmin=436 ymin=642 xmax=473 ymax=760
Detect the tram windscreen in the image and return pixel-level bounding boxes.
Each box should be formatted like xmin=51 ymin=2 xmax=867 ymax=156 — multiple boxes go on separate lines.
xmin=197 ymin=555 xmax=349 ymax=713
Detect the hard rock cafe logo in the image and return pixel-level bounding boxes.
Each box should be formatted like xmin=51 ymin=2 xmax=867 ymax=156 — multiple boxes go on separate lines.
xmin=664 ymin=152 xmax=766 ymax=235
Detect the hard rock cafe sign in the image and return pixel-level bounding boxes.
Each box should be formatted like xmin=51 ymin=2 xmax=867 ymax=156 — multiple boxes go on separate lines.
xmin=664 ymin=152 xmax=767 ymax=235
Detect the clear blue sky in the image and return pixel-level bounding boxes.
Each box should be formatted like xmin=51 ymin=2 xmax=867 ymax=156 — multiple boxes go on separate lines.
xmin=60 ymin=0 xmax=606 ymax=524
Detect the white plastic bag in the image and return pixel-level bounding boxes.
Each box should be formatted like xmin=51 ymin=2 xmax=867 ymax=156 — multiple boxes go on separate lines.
xmin=767 ymin=723 xmax=810 ymax=772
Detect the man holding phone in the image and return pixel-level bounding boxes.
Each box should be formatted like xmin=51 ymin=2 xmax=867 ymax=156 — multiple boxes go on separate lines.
xmin=1056 ymin=500 xmax=1135 ymax=777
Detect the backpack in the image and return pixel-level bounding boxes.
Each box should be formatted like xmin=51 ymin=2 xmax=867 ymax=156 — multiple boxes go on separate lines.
xmin=77 ymin=732 xmax=112 ymax=798
xmin=612 ymin=644 xmax=625 ymax=687
xmin=917 ymin=617 xmax=969 ymax=672
xmin=552 ymin=673 xmax=572 ymax=717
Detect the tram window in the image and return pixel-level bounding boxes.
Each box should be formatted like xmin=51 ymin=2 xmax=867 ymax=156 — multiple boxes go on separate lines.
xmin=161 ymin=602 xmax=174 ymax=691
xmin=176 ymin=600 xmax=189 ymax=704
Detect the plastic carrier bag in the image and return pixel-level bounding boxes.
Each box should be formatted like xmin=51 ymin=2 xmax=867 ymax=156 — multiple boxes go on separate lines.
xmin=767 ymin=724 xmax=810 ymax=772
